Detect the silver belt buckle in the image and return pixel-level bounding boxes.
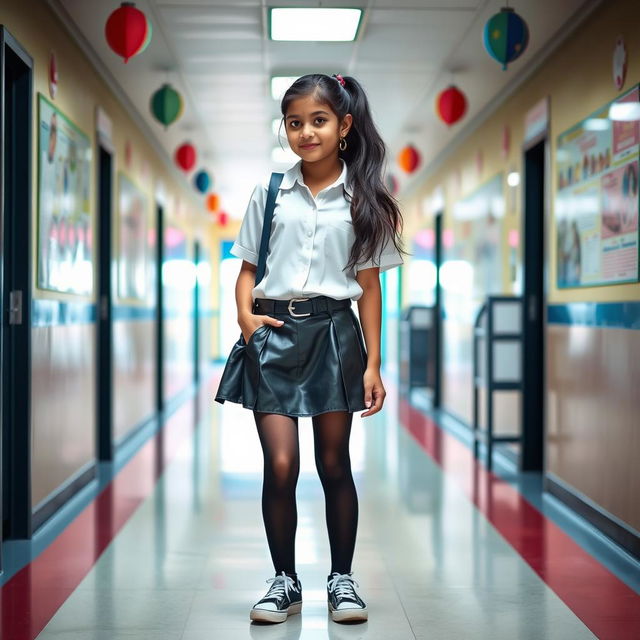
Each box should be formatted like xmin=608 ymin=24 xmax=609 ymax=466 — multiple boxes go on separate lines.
xmin=288 ymin=297 xmax=311 ymax=317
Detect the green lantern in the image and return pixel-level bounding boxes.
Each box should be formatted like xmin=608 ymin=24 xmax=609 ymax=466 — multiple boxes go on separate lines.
xmin=150 ymin=83 xmax=183 ymax=129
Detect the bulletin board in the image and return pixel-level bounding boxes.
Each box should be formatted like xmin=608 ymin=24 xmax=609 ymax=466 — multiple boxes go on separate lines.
xmin=37 ymin=94 xmax=92 ymax=294
xmin=556 ymin=85 xmax=639 ymax=288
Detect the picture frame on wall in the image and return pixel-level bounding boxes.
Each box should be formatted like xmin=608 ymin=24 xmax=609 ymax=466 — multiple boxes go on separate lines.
xmin=117 ymin=172 xmax=148 ymax=302
xmin=555 ymin=84 xmax=639 ymax=288
xmin=36 ymin=93 xmax=92 ymax=295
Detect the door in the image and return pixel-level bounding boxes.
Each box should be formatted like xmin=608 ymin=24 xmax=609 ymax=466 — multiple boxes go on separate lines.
xmin=522 ymin=138 xmax=546 ymax=471
xmin=97 ymin=145 xmax=113 ymax=461
xmin=1 ymin=28 xmax=34 ymax=560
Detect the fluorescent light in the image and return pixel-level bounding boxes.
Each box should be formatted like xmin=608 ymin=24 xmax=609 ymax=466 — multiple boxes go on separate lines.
xmin=608 ymin=102 xmax=640 ymax=121
xmin=269 ymin=8 xmax=362 ymax=41
xmin=271 ymin=76 xmax=298 ymax=100
xmin=583 ymin=118 xmax=610 ymax=131
xmin=271 ymin=146 xmax=298 ymax=164
xmin=507 ymin=172 xmax=520 ymax=187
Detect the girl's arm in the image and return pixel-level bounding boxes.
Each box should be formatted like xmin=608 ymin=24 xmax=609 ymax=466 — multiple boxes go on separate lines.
xmin=355 ymin=268 xmax=382 ymax=370
xmin=355 ymin=268 xmax=386 ymax=415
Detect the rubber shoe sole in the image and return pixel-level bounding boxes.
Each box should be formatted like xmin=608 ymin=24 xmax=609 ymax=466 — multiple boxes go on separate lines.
xmin=250 ymin=601 xmax=302 ymax=623
xmin=328 ymin=602 xmax=368 ymax=622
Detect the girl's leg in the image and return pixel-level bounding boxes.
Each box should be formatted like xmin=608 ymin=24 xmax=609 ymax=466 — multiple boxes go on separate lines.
xmin=311 ymin=410 xmax=357 ymax=574
xmin=253 ymin=411 xmax=300 ymax=576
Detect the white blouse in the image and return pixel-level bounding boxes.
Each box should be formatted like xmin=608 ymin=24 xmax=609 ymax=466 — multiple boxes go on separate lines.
xmin=230 ymin=158 xmax=404 ymax=301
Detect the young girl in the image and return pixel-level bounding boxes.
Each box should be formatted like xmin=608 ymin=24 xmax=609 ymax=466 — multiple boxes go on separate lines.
xmin=214 ymin=73 xmax=406 ymax=624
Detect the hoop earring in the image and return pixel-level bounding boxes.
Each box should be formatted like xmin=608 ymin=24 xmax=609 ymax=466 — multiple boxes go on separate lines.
xmin=339 ymin=137 xmax=347 ymax=151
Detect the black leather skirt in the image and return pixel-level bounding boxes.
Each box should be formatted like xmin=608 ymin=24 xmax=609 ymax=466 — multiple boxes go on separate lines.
xmin=214 ymin=295 xmax=368 ymax=417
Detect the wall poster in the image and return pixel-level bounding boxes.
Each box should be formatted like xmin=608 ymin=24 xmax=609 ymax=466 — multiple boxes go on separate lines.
xmin=556 ymin=84 xmax=639 ymax=288
xmin=117 ymin=173 xmax=148 ymax=301
xmin=37 ymin=94 xmax=92 ymax=294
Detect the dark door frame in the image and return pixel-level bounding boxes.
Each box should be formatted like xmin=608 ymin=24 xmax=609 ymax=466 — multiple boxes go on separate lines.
xmin=96 ymin=141 xmax=114 ymax=461
xmin=433 ymin=211 xmax=443 ymax=408
xmin=521 ymin=134 xmax=548 ymax=471
xmin=155 ymin=203 xmax=164 ymax=414
xmin=193 ymin=240 xmax=200 ymax=385
xmin=0 ymin=26 xmax=34 ymax=553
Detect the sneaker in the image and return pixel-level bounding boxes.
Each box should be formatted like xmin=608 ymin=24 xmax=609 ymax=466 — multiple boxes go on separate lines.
xmin=327 ymin=572 xmax=368 ymax=622
xmin=250 ymin=571 xmax=302 ymax=623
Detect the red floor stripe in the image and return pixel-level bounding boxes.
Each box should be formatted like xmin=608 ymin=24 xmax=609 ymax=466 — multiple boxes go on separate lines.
xmin=0 ymin=383 xmax=209 ymax=640
xmin=399 ymin=397 xmax=640 ymax=640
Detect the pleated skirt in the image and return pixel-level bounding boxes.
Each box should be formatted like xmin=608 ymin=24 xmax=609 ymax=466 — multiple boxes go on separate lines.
xmin=214 ymin=296 xmax=368 ymax=417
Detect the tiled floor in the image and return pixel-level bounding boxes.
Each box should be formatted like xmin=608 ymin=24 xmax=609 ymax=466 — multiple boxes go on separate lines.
xmin=1 ymin=372 xmax=638 ymax=638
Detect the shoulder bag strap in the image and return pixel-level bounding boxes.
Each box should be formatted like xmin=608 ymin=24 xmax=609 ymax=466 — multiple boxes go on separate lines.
xmin=255 ymin=172 xmax=284 ymax=286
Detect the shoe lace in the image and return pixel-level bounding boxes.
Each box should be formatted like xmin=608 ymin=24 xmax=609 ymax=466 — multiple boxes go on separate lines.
xmin=327 ymin=572 xmax=359 ymax=599
xmin=264 ymin=571 xmax=298 ymax=600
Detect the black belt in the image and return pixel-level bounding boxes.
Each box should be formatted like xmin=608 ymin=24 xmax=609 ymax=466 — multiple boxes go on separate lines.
xmin=253 ymin=295 xmax=351 ymax=317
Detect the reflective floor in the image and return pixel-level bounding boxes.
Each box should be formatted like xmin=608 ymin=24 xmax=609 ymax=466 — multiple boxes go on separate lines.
xmin=1 ymin=371 xmax=639 ymax=639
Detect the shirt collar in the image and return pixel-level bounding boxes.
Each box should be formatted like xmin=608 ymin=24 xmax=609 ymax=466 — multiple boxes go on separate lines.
xmin=279 ymin=158 xmax=353 ymax=197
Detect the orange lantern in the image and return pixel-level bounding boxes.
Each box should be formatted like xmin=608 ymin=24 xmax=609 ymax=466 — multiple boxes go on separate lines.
xmin=206 ymin=193 xmax=220 ymax=212
xmin=397 ymin=145 xmax=420 ymax=174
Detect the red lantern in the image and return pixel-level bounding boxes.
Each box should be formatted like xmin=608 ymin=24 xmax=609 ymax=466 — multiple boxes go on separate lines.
xmin=397 ymin=145 xmax=420 ymax=174
xmin=175 ymin=142 xmax=196 ymax=172
xmin=105 ymin=3 xmax=151 ymax=64
xmin=436 ymin=85 xmax=467 ymax=126
xmin=206 ymin=193 xmax=220 ymax=212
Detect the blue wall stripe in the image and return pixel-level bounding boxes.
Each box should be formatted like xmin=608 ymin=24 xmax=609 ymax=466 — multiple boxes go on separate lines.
xmin=33 ymin=300 xmax=156 ymax=327
xmin=113 ymin=306 xmax=155 ymax=321
xmin=548 ymin=302 xmax=640 ymax=330
xmin=32 ymin=299 xmax=96 ymax=327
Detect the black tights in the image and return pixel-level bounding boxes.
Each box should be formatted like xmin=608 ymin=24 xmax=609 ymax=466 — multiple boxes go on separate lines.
xmin=253 ymin=410 xmax=358 ymax=576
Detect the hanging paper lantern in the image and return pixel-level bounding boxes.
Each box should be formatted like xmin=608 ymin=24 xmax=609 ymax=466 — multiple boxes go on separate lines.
xmin=175 ymin=142 xmax=196 ymax=172
xmin=105 ymin=2 xmax=152 ymax=64
xmin=385 ymin=173 xmax=399 ymax=195
xmin=194 ymin=170 xmax=211 ymax=194
xmin=206 ymin=193 xmax=221 ymax=212
xmin=150 ymin=83 xmax=183 ymax=129
xmin=436 ymin=85 xmax=467 ymax=126
xmin=483 ymin=7 xmax=529 ymax=71
xmin=397 ymin=145 xmax=420 ymax=174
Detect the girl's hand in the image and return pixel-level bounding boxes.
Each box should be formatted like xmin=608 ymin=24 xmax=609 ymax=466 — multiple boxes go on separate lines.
xmin=361 ymin=367 xmax=386 ymax=417
xmin=239 ymin=314 xmax=283 ymax=343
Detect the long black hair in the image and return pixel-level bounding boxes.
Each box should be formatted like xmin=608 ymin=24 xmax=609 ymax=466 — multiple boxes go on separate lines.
xmin=278 ymin=73 xmax=408 ymax=273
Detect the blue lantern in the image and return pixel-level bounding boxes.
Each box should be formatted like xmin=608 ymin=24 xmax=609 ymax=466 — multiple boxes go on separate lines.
xmin=483 ymin=7 xmax=529 ymax=70
xmin=194 ymin=170 xmax=211 ymax=193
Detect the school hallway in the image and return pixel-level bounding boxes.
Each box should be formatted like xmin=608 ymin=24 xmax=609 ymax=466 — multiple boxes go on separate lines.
xmin=0 ymin=370 xmax=635 ymax=639
xmin=2 ymin=0 xmax=640 ymax=638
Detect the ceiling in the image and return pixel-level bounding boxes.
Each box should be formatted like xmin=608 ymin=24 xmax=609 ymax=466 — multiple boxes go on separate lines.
xmin=51 ymin=0 xmax=592 ymax=218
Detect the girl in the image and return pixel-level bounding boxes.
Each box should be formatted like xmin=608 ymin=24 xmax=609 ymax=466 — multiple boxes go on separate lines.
xmin=214 ymin=73 xmax=406 ymax=624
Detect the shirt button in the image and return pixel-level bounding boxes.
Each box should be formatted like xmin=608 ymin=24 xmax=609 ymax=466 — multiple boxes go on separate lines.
xmin=307 ymin=231 xmax=312 ymax=237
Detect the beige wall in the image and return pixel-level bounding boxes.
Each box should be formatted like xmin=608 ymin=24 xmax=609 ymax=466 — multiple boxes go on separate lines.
xmin=2 ymin=0 xmax=213 ymax=508
xmin=400 ymin=0 xmax=640 ymax=534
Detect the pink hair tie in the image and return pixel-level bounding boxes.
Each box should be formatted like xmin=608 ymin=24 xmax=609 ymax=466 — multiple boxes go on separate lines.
xmin=334 ymin=74 xmax=346 ymax=87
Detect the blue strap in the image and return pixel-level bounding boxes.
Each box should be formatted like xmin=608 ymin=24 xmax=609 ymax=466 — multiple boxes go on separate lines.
xmin=255 ymin=172 xmax=284 ymax=286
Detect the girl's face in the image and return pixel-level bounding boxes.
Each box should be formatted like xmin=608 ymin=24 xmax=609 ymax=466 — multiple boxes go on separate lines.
xmin=284 ymin=94 xmax=351 ymax=162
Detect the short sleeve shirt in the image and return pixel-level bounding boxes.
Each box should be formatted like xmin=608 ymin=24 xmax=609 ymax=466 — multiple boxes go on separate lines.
xmin=230 ymin=158 xmax=403 ymax=301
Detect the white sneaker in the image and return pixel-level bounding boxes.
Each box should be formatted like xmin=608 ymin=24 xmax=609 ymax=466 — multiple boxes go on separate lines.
xmin=327 ymin=572 xmax=368 ymax=622
xmin=250 ymin=571 xmax=303 ymax=623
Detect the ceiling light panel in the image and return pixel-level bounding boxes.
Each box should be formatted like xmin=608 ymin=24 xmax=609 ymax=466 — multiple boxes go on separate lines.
xmin=269 ymin=8 xmax=363 ymax=41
